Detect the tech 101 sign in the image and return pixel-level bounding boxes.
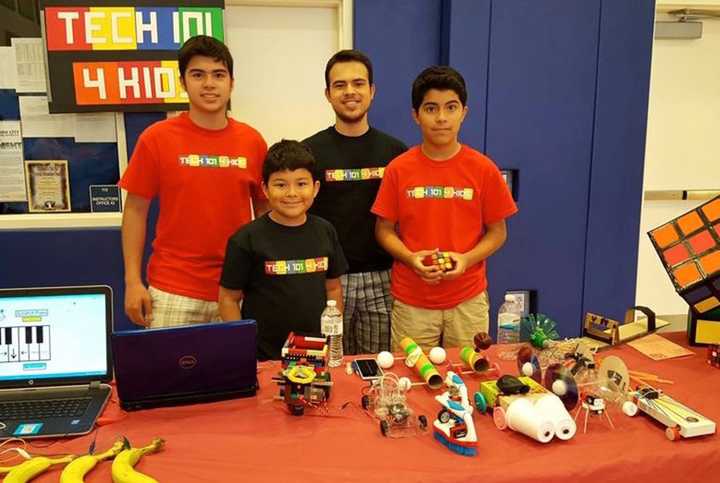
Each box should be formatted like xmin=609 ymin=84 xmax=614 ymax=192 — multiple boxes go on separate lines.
xmin=40 ymin=0 xmax=225 ymax=113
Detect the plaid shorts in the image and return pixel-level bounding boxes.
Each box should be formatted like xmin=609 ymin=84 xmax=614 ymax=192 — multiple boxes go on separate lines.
xmin=147 ymin=286 xmax=221 ymax=328
xmin=340 ymin=270 xmax=393 ymax=355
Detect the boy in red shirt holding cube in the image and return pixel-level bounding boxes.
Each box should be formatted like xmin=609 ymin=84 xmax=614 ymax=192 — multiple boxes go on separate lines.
xmin=372 ymin=66 xmax=517 ymax=352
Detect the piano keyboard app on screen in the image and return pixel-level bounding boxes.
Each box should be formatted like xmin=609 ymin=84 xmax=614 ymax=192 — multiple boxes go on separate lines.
xmin=0 ymin=295 xmax=106 ymax=379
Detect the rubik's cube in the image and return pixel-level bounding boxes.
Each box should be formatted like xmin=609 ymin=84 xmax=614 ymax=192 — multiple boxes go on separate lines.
xmin=422 ymin=251 xmax=456 ymax=271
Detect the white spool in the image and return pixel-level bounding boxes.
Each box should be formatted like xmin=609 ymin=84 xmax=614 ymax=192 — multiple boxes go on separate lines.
xmin=534 ymin=394 xmax=577 ymax=441
xmin=505 ymin=398 xmax=555 ymax=443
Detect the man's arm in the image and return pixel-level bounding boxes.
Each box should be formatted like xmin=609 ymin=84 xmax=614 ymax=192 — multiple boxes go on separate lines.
xmin=325 ymin=278 xmax=344 ymax=313
xmin=375 ymin=217 xmax=442 ymax=284
xmin=121 ymin=193 xmax=153 ymax=326
xmin=218 ymin=286 xmax=243 ymax=321
xmin=442 ymin=220 xmax=508 ymax=280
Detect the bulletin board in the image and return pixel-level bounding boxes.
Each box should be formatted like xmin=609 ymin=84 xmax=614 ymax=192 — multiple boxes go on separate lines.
xmin=0 ymin=86 xmax=119 ymax=215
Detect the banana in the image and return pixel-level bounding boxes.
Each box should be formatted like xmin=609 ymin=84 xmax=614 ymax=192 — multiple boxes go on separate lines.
xmin=3 ymin=455 xmax=75 ymax=483
xmin=60 ymin=439 xmax=126 ymax=483
xmin=1 ymin=464 xmax=23 ymax=474
xmin=111 ymin=438 xmax=164 ymax=483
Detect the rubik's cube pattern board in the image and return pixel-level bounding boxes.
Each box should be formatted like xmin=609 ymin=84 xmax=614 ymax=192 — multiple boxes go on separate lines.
xmin=648 ymin=196 xmax=720 ymax=315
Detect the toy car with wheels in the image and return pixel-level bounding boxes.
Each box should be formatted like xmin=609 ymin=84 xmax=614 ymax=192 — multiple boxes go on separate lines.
xmin=360 ymin=373 xmax=428 ymax=438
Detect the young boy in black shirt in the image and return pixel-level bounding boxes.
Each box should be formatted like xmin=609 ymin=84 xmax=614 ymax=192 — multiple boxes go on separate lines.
xmin=218 ymin=140 xmax=348 ymax=360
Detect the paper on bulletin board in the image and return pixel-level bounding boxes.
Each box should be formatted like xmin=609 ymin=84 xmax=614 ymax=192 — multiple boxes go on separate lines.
xmin=19 ymin=96 xmax=75 ymax=138
xmin=0 ymin=47 xmax=18 ymax=90
xmin=75 ymin=113 xmax=117 ymax=143
xmin=11 ymin=38 xmax=47 ymax=94
xmin=0 ymin=121 xmax=26 ymax=202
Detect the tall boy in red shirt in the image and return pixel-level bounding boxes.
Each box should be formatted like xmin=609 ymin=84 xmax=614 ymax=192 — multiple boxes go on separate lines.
xmin=120 ymin=36 xmax=267 ymax=327
xmin=372 ymin=66 xmax=517 ymax=352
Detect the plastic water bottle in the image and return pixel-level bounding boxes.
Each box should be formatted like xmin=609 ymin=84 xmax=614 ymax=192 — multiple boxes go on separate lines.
xmin=321 ymin=300 xmax=343 ymax=367
xmin=497 ymin=294 xmax=522 ymax=344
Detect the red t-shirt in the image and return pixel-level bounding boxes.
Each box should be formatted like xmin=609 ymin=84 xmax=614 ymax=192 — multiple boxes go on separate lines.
xmin=371 ymin=145 xmax=517 ymax=309
xmin=119 ymin=113 xmax=267 ymax=301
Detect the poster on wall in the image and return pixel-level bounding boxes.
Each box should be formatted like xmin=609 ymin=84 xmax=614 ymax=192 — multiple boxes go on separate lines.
xmin=24 ymin=160 xmax=72 ymax=212
xmin=0 ymin=121 xmax=26 ymax=202
xmin=39 ymin=0 xmax=225 ymax=113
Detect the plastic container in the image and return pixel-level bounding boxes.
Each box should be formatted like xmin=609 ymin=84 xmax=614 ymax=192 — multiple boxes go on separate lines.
xmin=497 ymin=294 xmax=522 ymax=344
xmin=321 ymin=300 xmax=343 ymax=367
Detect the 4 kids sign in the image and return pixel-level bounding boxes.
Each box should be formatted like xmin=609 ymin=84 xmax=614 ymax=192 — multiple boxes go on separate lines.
xmin=40 ymin=0 xmax=225 ymax=112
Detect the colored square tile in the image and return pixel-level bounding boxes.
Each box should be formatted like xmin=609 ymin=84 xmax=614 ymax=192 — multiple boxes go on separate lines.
xmin=650 ymin=223 xmax=679 ymax=249
xmin=700 ymin=251 xmax=720 ymax=276
xmin=695 ymin=296 xmax=720 ymax=313
xmin=689 ymin=230 xmax=715 ymax=255
xmin=663 ymin=243 xmax=689 ymax=266
xmin=702 ymin=197 xmax=720 ymax=222
xmin=677 ymin=211 xmax=705 ymax=235
xmin=684 ymin=285 xmax=711 ymax=304
xmin=696 ymin=319 xmax=720 ymax=344
xmin=715 ymin=223 xmax=720 ymax=238
xmin=673 ymin=262 xmax=702 ymax=288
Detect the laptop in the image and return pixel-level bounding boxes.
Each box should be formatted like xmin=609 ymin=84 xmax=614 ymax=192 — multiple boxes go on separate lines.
xmin=0 ymin=285 xmax=113 ymax=439
xmin=112 ymin=320 xmax=258 ymax=410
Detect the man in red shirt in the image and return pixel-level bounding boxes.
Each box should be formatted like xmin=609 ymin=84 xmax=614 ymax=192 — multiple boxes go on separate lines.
xmin=372 ymin=66 xmax=517 ymax=352
xmin=119 ymin=36 xmax=267 ymax=327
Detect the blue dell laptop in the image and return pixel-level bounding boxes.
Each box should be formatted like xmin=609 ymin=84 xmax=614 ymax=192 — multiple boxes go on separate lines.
xmin=112 ymin=320 xmax=258 ymax=410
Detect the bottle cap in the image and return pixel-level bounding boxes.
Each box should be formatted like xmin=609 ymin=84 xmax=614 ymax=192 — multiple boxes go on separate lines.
xmin=504 ymin=294 xmax=515 ymax=303
xmin=327 ymin=300 xmax=337 ymax=307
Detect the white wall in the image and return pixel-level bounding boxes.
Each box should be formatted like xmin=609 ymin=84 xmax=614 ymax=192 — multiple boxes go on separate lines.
xmin=224 ymin=5 xmax=338 ymax=146
xmin=636 ymin=6 xmax=720 ymax=315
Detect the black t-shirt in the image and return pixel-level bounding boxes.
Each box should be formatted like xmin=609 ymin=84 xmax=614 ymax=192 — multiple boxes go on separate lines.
xmin=303 ymin=126 xmax=407 ymax=273
xmin=220 ymin=214 xmax=348 ymax=360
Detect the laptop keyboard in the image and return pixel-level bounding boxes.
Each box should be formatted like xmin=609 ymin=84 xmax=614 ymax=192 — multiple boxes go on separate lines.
xmin=0 ymin=398 xmax=91 ymax=420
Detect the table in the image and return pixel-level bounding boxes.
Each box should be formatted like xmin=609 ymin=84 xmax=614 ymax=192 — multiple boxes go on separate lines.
xmin=13 ymin=332 xmax=720 ymax=482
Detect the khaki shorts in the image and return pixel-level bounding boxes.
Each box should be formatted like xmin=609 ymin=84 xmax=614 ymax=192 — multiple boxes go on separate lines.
xmin=391 ymin=290 xmax=489 ymax=353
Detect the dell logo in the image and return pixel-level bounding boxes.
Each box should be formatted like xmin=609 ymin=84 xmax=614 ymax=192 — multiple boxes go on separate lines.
xmin=178 ymin=355 xmax=197 ymax=369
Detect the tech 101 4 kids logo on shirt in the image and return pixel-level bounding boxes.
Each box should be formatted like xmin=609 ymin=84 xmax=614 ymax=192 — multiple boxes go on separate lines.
xmin=325 ymin=167 xmax=384 ymax=182
xmin=265 ymin=258 xmax=329 ymax=276
xmin=179 ymin=154 xmax=247 ymax=169
xmin=406 ymin=186 xmax=474 ymax=201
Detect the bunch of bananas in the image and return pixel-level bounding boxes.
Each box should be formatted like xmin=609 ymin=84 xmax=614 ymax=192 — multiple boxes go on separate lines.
xmin=59 ymin=439 xmax=125 ymax=483
xmin=111 ymin=437 xmax=165 ymax=483
xmin=2 ymin=455 xmax=76 ymax=482
xmin=0 ymin=436 xmax=164 ymax=483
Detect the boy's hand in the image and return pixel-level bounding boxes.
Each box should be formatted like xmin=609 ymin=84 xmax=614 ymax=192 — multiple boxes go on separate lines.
xmin=441 ymin=252 xmax=469 ymax=281
xmin=407 ymin=250 xmax=444 ymax=285
xmin=125 ymin=282 xmax=153 ymax=327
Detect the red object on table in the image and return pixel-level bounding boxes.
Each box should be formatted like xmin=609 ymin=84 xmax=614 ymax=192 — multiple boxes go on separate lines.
xmin=23 ymin=333 xmax=720 ymax=483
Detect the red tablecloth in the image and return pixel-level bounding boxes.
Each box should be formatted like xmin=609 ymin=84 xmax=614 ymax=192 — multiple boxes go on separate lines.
xmin=12 ymin=332 xmax=720 ymax=482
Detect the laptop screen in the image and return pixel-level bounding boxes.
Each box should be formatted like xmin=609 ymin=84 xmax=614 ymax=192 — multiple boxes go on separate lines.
xmin=0 ymin=286 xmax=112 ymax=388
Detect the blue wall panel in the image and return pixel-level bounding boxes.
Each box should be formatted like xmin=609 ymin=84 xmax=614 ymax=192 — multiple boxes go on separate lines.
xmin=0 ymin=229 xmax=126 ymax=329
xmin=484 ymin=0 xmax=601 ymax=336
xmin=354 ymin=0 xmax=443 ymax=146
xmin=446 ymin=0 xmax=491 ymax=151
xmin=583 ymin=0 xmax=654 ymax=321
